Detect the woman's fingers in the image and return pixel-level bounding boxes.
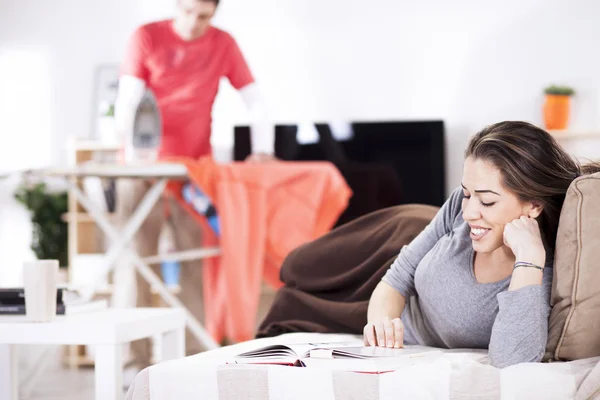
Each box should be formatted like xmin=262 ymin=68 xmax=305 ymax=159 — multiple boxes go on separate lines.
xmin=364 ymin=318 xmax=404 ymax=348
xmin=383 ymin=319 xmax=395 ymax=348
xmin=391 ymin=318 xmax=404 ymax=348
xmin=363 ymin=324 xmax=375 ymax=346
xmin=375 ymin=321 xmax=386 ymax=347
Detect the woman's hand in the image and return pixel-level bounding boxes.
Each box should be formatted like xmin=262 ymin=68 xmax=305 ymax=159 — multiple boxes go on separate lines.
xmin=503 ymin=216 xmax=545 ymax=266
xmin=363 ymin=317 xmax=404 ymax=348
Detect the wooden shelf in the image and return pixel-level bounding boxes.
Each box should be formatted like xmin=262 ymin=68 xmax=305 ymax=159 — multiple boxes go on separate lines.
xmin=95 ymin=284 xmax=114 ymax=296
xmin=62 ymin=348 xmax=135 ymax=369
xmin=151 ymin=284 xmax=182 ymax=295
xmin=62 ymin=212 xmax=117 ymax=223
xmin=67 ymin=140 xmax=121 ymax=152
xmin=64 ymin=354 xmax=96 ymax=368
xmin=64 ymin=139 xmax=119 ymax=369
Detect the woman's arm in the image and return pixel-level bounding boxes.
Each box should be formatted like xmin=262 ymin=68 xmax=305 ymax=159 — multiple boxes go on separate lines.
xmin=368 ymin=281 xmax=406 ymax=323
xmin=381 ymin=187 xmax=464 ymax=297
xmin=364 ymin=281 xmax=407 ymax=348
xmin=488 ymin=263 xmax=552 ymax=368
xmin=365 ymin=187 xmax=464 ymax=348
xmin=488 ymin=216 xmax=552 ymax=368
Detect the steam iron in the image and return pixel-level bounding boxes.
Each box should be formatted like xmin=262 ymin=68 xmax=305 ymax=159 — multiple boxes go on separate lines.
xmin=130 ymin=90 xmax=161 ymax=163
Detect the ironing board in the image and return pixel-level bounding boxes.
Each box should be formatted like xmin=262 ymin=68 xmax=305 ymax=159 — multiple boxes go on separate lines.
xmin=46 ymin=163 xmax=220 ymax=351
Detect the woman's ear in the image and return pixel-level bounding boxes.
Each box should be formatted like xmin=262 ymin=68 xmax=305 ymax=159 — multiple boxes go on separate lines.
xmin=528 ymin=201 xmax=544 ymax=219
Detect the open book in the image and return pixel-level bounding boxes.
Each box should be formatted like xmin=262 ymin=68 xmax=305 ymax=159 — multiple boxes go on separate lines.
xmin=233 ymin=342 xmax=443 ymax=373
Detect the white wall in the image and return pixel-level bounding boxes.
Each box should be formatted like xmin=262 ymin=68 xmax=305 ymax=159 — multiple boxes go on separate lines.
xmin=212 ymin=0 xmax=600 ymax=190
xmin=2 ymin=0 xmax=600 ymax=185
xmin=1 ymin=0 xmax=600 ymax=280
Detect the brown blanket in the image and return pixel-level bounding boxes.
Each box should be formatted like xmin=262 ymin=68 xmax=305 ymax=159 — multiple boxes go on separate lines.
xmin=257 ymin=204 xmax=438 ymax=338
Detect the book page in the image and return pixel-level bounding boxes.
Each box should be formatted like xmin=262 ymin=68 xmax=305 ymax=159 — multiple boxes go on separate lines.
xmin=235 ymin=345 xmax=298 ymax=359
xmin=235 ymin=339 xmax=363 ymax=360
xmin=301 ymin=350 xmax=444 ymax=373
xmin=321 ymin=345 xmax=436 ymax=359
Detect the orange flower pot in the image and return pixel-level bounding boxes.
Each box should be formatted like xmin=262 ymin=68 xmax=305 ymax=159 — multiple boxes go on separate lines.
xmin=543 ymin=94 xmax=571 ymax=130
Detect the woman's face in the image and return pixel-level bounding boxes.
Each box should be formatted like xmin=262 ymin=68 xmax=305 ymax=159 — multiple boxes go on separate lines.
xmin=461 ymin=156 xmax=540 ymax=254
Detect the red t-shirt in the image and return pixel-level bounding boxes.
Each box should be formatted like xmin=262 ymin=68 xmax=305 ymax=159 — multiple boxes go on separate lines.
xmin=121 ymin=21 xmax=254 ymax=158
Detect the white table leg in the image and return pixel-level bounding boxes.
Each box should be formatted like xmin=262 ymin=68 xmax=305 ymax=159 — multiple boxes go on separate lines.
xmin=0 ymin=344 xmax=18 ymax=400
xmin=94 ymin=344 xmax=123 ymax=400
xmin=160 ymin=327 xmax=185 ymax=362
xmin=20 ymin=346 xmax=55 ymax=399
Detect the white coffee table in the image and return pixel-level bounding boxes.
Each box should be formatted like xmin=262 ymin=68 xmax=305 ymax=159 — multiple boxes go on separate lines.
xmin=0 ymin=308 xmax=185 ymax=400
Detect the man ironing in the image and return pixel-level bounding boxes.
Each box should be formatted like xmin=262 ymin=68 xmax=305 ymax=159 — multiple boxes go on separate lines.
xmin=114 ymin=0 xmax=274 ymax=367
xmin=115 ymin=0 xmax=273 ymax=161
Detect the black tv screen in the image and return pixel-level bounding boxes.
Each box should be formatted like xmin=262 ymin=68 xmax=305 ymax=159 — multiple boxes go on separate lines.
xmin=234 ymin=120 xmax=445 ymax=226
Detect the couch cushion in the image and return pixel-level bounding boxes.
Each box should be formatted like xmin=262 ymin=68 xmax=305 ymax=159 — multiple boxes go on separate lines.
xmin=257 ymin=204 xmax=438 ymax=338
xmin=545 ymin=172 xmax=600 ymax=361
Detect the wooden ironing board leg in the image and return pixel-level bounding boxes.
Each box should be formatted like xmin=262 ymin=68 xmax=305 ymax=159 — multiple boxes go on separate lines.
xmin=65 ymin=178 xmax=220 ymax=351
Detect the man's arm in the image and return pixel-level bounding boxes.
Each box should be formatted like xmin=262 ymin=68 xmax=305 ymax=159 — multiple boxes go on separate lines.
xmin=117 ymin=25 xmax=151 ymax=162
xmin=223 ymin=34 xmax=275 ymax=160
xmin=239 ymin=82 xmax=275 ymax=157
xmin=114 ymin=75 xmax=146 ymax=163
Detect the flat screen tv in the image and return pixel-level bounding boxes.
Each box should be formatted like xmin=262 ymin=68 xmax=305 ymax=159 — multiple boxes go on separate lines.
xmin=234 ymin=120 xmax=445 ymax=226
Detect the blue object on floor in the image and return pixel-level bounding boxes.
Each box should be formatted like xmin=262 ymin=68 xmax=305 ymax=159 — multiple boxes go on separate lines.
xmin=158 ymin=219 xmax=181 ymax=286
xmin=182 ymin=183 xmax=221 ymax=236
xmin=161 ymin=260 xmax=181 ymax=286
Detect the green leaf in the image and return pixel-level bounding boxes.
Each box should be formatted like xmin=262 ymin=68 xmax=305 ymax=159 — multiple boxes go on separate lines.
xmin=544 ymin=85 xmax=575 ymax=96
xmin=14 ymin=181 xmax=68 ymax=267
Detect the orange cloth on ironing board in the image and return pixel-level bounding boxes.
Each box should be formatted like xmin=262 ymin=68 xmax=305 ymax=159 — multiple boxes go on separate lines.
xmin=167 ymin=157 xmax=352 ymax=343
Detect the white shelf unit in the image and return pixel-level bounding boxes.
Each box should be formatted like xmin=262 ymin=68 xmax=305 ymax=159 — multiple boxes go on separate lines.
xmin=548 ymin=130 xmax=600 ymax=140
xmin=64 ymin=139 xmax=120 ymax=368
xmin=63 ymin=139 xmax=187 ymax=367
xmin=548 ymin=130 xmax=600 ymax=162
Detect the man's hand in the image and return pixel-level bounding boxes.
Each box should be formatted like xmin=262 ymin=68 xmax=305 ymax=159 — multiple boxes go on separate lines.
xmin=245 ymin=153 xmax=277 ymax=163
xmin=363 ymin=317 xmax=404 ymax=348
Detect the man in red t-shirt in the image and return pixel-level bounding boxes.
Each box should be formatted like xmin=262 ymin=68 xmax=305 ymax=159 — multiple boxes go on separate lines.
xmin=113 ymin=0 xmax=273 ymax=366
xmin=116 ymin=0 xmax=273 ymax=160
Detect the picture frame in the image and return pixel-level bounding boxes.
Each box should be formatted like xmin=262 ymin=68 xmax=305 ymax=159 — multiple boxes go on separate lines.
xmin=90 ymin=64 xmax=120 ymax=140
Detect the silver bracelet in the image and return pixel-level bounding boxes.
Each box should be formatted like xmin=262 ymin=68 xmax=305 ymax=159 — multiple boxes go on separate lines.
xmin=513 ymin=261 xmax=544 ymax=271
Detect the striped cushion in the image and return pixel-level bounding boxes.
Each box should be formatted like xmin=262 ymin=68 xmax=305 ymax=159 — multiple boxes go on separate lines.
xmin=126 ymin=333 xmax=600 ymax=400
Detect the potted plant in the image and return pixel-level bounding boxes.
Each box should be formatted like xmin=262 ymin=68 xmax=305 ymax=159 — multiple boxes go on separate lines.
xmin=543 ymin=85 xmax=575 ymax=130
xmin=14 ymin=181 xmax=69 ymax=268
xmin=98 ymin=101 xmax=117 ymax=144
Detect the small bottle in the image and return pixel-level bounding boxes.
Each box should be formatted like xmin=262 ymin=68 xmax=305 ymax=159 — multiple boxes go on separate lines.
xmin=182 ymin=184 xmax=220 ymax=236
xmin=158 ymin=218 xmax=180 ymax=287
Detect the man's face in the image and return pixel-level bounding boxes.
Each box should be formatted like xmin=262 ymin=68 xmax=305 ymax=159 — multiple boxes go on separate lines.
xmin=175 ymin=0 xmax=217 ymax=40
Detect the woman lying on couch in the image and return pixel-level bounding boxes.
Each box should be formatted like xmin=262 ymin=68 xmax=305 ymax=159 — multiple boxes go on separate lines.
xmin=365 ymin=121 xmax=600 ymax=368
